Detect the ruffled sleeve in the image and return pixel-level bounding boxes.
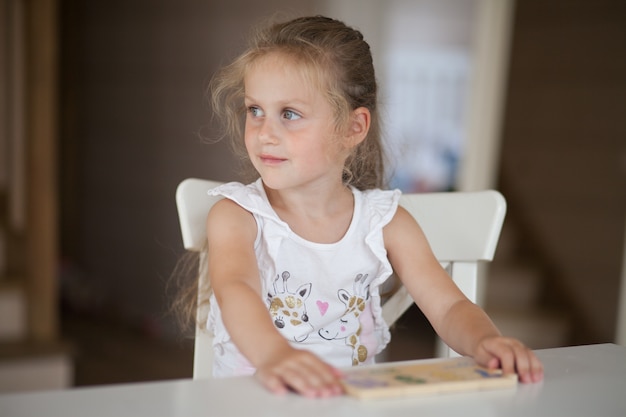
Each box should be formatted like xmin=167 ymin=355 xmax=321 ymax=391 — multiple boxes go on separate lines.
xmin=207 ymin=179 xmax=280 ymax=222
xmin=360 ymin=188 xmax=402 ymax=352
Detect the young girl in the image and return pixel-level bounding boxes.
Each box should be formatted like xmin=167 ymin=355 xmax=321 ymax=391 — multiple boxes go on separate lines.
xmin=190 ymin=15 xmax=543 ymax=398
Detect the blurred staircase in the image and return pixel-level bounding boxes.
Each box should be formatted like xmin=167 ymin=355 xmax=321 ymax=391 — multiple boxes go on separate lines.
xmin=0 ymin=279 xmax=73 ymax=393
xmin=484 ymin=218 xmax=572 ymax=349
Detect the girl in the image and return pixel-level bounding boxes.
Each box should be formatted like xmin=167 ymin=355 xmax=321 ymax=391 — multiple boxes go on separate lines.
xmin=188 ymin=15 xmax=543 ymax=398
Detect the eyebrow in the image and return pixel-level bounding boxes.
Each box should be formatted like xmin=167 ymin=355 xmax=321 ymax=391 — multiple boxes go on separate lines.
xmin=244 ymin=95 xmax=310 ymax=109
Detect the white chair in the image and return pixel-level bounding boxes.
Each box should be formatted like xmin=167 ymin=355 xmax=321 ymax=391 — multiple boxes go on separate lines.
xmin=176 ymin=178 xmax=506 ymax=379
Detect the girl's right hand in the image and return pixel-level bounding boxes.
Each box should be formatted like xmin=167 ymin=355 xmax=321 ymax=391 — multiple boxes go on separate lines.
xmin=254 ymin=347 xmax=344 ymax=398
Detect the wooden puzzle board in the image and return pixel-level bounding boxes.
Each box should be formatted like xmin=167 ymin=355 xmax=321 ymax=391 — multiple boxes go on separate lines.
xmin=341 ymin=357 xmax=518 ymax=400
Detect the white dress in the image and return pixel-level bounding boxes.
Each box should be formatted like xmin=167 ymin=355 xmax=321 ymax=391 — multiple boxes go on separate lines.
xmin=207 ymin=179 xmax=401 ymax=377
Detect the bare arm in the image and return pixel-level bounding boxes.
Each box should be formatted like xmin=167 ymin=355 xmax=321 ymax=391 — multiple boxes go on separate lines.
xmin=207 ymin=199 xmax=343 ymax=396
xmin=384 ymin=206 xmax=543 ymax=383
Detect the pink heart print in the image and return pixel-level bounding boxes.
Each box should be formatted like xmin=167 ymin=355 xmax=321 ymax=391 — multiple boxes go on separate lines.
xmin=316 ymin=300 xmax=329 ymax=316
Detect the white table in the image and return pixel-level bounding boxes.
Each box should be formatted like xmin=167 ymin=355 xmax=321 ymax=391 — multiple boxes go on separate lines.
xmin=1 ymin=343 xmax=625 ymax=417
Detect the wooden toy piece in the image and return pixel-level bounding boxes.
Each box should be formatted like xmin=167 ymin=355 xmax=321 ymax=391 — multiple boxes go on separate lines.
xmin=341 ymin=357 xmax=518 ymax=400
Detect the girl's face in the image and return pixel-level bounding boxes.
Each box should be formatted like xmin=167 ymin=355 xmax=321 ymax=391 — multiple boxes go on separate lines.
xmin=243 ymin=53 xmax=348 ymax=192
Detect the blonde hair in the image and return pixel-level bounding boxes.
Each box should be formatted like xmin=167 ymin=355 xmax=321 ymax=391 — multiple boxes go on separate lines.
xmin=210 ymin=15 xmax=386 ymax=189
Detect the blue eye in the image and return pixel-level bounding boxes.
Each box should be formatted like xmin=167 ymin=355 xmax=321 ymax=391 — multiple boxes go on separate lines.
xmin=283 ymin=109 xmax=301 ymax=121
xmin=248 ymin=106 xmax=264 ymax=117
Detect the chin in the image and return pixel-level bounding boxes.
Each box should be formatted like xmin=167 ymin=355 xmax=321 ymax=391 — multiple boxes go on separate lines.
xmin=258 ymin=176 xmax=296 ymax=191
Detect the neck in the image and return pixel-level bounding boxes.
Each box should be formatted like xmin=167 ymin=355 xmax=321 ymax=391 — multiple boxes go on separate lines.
xmin=263 ymin=178 xmax=351 ymax=216
xmin=262 ymin=180 xmax=355 ymax=243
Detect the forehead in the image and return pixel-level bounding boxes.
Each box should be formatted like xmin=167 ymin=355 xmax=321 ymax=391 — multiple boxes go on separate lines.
xmin=244 ymin=52 xmax=328 ymax=97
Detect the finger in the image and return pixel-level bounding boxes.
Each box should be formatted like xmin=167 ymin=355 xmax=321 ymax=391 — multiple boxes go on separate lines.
xmin=527 ymin=351 xmax=544 ymax=383
xmin=288 ymin=353 xmax=344 ymax=392
xmin=499 ymin=345 xmax=516 ymax=376
xmin=255 ymin=370 xmax=289 ymax=395
xmin=295 ymin=361 xmax=343 ymax=397
xmin=274 ymin=364 xmax=319 ymax=397
xmin=256 ymin=351 xmax=344 ymax=397
xmin=512 ymin=345 xmax=532 ymax=383
xmin=270 ymin=360 xmax=336 ymax=398
xmin=472 ymin=339 xmax=501 ymax=369
xmin=486 ymin=356 xmax=500 ymax=370
xmin=481 ymin=338 xmax=517 ymax=375
xmin=509 ymin=342 xmax=545 ymax=383
xmin=488 ymin=339 xmax=543 ymax=382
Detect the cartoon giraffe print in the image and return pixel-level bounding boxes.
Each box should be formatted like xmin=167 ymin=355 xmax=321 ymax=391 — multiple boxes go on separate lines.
xmin=318 ymin=273 xmax=371 ymax=365
xmin=266 ymin=271 xmax=313 ymax=342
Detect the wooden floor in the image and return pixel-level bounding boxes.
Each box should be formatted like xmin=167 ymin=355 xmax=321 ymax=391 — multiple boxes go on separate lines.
xmin=61 ymin=306 xmax=436 ymax=387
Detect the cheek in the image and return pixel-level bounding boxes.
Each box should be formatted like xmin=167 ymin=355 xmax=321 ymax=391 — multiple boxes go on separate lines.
xmin=243 ymin=129 xmax=256 ymax=153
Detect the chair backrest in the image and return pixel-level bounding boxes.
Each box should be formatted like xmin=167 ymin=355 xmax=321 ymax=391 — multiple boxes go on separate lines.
xmin=176 ymin=178 xmax=506 ymax=379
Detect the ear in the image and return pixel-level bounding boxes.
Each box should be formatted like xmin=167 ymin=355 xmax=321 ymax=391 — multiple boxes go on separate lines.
xmin=345 ymin=107 xmax=370 ymax=149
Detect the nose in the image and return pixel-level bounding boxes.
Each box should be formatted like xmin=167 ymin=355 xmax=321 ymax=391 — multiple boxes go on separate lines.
xmin=257 ymin=118 xmax=278 ymax=144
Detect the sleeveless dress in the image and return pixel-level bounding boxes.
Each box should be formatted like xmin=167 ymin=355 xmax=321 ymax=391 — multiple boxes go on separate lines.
xmin=206 ymin=179 xmax=401 ymax=377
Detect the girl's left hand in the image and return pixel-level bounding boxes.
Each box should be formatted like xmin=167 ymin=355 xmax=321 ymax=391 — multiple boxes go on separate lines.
xmin=473 ymin=336 xmax=544 ymax=383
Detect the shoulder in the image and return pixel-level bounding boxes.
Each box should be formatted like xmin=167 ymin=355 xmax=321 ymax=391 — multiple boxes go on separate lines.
xmin=385 ymin=205 xmax=419 ymax=231
xmin=383 ymin=204 xmax=443 ymax=285
xmin=390 ymin=203 xmax=418 ymax=222
xmin=384 ymin=205 xmax=429 ymax=250
xmin=207 ymin=198 xmax=257 ymax=243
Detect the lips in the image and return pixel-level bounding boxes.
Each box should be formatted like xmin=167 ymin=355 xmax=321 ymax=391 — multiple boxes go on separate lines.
xmin=259 ymin=154 xmax=287 ymax=165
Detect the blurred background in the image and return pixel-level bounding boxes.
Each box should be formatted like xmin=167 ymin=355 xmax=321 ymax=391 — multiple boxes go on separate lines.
xmin=1 ymin=0 xmax=625 ymax=393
